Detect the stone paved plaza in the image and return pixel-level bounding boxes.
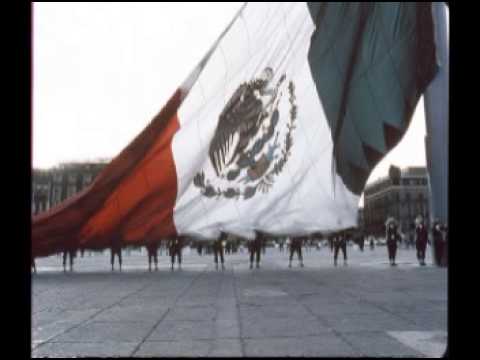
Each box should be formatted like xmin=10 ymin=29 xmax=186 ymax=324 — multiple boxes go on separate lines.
xmin=32 ymin=244 xmax=447 ymax=357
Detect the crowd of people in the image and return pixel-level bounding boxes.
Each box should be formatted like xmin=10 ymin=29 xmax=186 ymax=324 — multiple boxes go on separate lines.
xmin=31 ymin=217 xmax=448 ymax=273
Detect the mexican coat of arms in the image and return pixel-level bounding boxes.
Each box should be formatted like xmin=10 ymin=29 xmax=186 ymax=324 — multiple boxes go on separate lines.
xmin=193 ymin=67 xmax=297 ymax=200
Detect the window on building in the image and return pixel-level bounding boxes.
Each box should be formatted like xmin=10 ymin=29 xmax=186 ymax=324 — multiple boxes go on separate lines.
xmin=67 ymin=185 xmax=76 ymax=198
xmin=53 ymin=186 xmax=61 ymax=204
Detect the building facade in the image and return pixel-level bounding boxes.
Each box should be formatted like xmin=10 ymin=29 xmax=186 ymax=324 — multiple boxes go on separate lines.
xmin=363 ymin=167 xmax=430 ymax=236
xmin=32 ymin=161 xmax=109 ymax=215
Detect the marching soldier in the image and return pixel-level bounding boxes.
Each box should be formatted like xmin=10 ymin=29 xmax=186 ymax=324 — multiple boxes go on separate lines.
xmin=415 ymin=215 xmax=428 ymax=266
xmin=213 ymin=233 xmax=226 ymax=270
xmin=196 ymin=240 xmax=203 ymax=256
xmin=110 ymin=238 xmax=122 ymax=271
xmin=289 ymin=235 xmax=304 ymax=268
xmin=329 ymin=235 xmax=334 ymax=252
xmin=62 ymin=246 xmax=76 ymax=272
xmin=358 ymin=232 xmax=365 ymax=252
xmin=385 ymin=217 xmax=401 ymax=266
xmin=333 ymin=231 xmax=347 ymax=266
xmin=248 ymin=232 xmax=263 ymax=269
xmin=442 ymin=224 xmax=448 ymax=266
xmin=146 ymin=240 xmax=160 ymax=272
xmin=432 ymin=219 xmax=444 ymax=266
xmin=169 ymin=236 xmax=183 ymax=270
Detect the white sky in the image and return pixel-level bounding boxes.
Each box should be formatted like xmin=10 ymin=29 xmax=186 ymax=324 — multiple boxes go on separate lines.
xmin=33 ymin=2 xmax=433 ymax=205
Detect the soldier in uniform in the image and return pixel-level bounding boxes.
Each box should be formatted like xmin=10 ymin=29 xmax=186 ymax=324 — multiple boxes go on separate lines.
xmin=196 ymin=240 xmax=203 ymax=256
xmin=146 ymin=240 xmax=160 ymax=272
xmin=432 ymin=219 xmax=444 ymax=266
xmin=442 ymin=224 xmax=448 ymax=266
xmin=110 ymin=238 xmax=122 ymax=271
xmin=333 ymin=231 xmax=347 ymax=266
xmin=289 ymin=235 xmax=304 ymax=268
xmin=169 ymin=236 xmax=183 ymax=270
xmin=386 ymin=217 xmax=401 ymax=266
xmin=329 ymin=235 xmax=334 ymax=252
xmin=213 ymin=232 xmax=226 ymax=270
xmin=62 ymin=246 xmax=76 ymax=272
xmin=358 ymin=231 xmax=365 ymax=252
xmin=248 ymin=232 xmax=263 ymax=269
xmin=278 ymin=238 xmax=285 ymax=252
xmin=415 ymin=215 xmax=428 ymax=266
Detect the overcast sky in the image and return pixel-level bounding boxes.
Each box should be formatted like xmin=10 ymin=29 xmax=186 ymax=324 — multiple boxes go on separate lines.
xmin=33 ymin=2 xmax=433 ymax=198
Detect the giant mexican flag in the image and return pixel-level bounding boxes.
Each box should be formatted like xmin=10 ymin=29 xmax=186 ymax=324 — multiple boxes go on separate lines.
xmin=32 ymin=2 xmax=438 ymax=256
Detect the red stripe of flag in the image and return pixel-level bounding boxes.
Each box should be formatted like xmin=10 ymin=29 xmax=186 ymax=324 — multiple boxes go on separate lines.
xmin=32 ymin=89 xmax=182 ymax=257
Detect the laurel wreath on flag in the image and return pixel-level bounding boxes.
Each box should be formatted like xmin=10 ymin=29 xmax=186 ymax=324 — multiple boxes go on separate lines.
xmin=193 ymin=81 xmax=297 ymax=200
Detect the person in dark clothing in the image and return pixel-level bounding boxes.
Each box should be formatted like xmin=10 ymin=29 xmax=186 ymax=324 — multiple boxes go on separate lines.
xmin=289 ymin=235 xmax=304 ymax=268
xmin=442 ymin=225 xmax=448 ymax=266
xmin=63 ymin=247 xmax=76 ymax=272
xmin=196 ymin=241 xmax=203 ymax=256
xmin=169 ymin=236 xmax=183 ymax=270
xmin=225 ymin=241 xmax=230 ymax=255
xmin=369 ymin=236 xmax=375 ymax=250
xmin=146 ymin=240 xmax=160 ymax=272
xmin=386 ymin=218 xmax=401 ymax=266
xmin=261 ymin=235 xmax=267 ymax=254
xmin=432 ymin=219 xmax=444 ymax=266
xmin=358 ymin=232 xmax=365 ymax=252
xmin=329 ymin=236 xmax=334 ymax=252
xmin=110 ymin=239 xmax=122 ymax=271
xmin=333 ymin=232 xmax=347 ymax=266
xmin=415 ymin=216 xmax=428 ymax=266
xmin=213 ymin=233 xmax=226 ymax=270
xmin=248 ymin=232 xmax=263 ymax=269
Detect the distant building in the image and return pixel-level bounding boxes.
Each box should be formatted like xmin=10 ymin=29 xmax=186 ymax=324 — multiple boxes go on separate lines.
xmin=363 ymin=166 xmax=430 ymax=236
xmin=32 ymin=161 xmax=109 ymax=215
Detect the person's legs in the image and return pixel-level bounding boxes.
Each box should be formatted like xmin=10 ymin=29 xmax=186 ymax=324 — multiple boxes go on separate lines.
xmin=249 ymin=246 xmax=254 ymax=269
xmin=177 ymin=247 xmax=182 ymax=268
xmin=118 ymin=250 xmax=122 ymax=271
xmin=421 ymin=243 xmax=427 ymax=265
xmin=148 ymin=252 xmax=152 ymax=271
xmin=111 ymin=249 xmax=115 ymax=270
xmin=214 ymin=247 xmax=219 ymax=269
xmin=334 ymin=244 xmax=339 ymax=266
xmin=170 ymin=248 xmax=175 ymax=269
xmin=220 ymin=246 xmax=225 ymax=269
xmin=154 ymin=251 xmax=158 ymax=271
xmin=434 ymin=239 xmax=443 ymax=265
xmin=69 ymin=251 xmax=74 ymax=271
xmin=63 ymin=251 xmax=67 ymax=271
xmin=298 ymin=246 xmax=304 ymax=267
xmin=289 ymin=245 xmax=294 ymax=267
xmin=342 ymin=243 xmax=347 ymax=265
xmin=392 ymin=244 xmax=397 ymax=265
xmin=387 ymin=242 xmax=393 ymax=264
xmin=256 ymin=246 xmax=261 ymax=268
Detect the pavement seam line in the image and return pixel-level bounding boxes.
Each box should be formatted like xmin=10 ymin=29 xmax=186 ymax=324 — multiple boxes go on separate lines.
xmin=129 ymin=266 xmax=209 ymax=357
xmin=270 ymin=261 xmax=366 ymax=357
xmin=32 ymin=278 xmax=155 ymax=351
xmin=296 ymin=267 xmax=438 ymax=357
xmin=232 ymin=264 xmax=247 ymax=357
